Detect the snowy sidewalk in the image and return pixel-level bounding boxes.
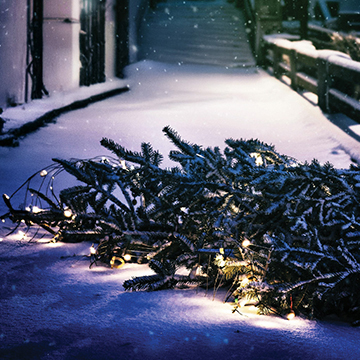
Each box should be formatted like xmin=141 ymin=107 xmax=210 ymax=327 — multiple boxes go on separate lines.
xmin=0 ymin=81 xmax=129 ymax=146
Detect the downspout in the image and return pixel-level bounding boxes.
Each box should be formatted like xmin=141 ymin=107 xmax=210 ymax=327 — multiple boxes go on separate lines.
xmin=25 ymin=0 xmax=31 ymax=103
xmin=32 ymin=0 xmax=48 ymax=99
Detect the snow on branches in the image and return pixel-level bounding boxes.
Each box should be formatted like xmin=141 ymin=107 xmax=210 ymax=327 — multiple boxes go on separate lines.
xmin=1 ymin=127 xmax=360 ymax=323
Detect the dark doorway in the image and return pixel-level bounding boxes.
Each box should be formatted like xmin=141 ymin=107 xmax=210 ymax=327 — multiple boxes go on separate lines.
xmin=80 ymin=0 xmax=106 ymax=86
xmin=26 ymin=0 xmax=48 ymax=100
xmin=115 ymin=0 xmax=129 ymax=78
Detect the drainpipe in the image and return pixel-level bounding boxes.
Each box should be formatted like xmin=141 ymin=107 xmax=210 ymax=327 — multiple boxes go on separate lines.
xmin=25 ymin=0 xmax=31 ymax=103
xmin=32 ymin=0 xmax=47 ymax=99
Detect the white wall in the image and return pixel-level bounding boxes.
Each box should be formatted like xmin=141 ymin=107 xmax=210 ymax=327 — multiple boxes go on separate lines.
xmin=105 ymin=0 xmax=117 ymax=80
xmin=43 ymin=0 xmax=80 ymax=94
xmin=0 ymin=1 xmax=27 ymax=108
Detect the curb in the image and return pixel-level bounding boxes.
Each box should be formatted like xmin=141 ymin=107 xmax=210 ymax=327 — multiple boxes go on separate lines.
xmin=0 ymin=86 xmax=130 ymax=147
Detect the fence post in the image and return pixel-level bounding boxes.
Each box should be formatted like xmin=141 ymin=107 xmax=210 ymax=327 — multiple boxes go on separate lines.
xmin=317 ymin=55 xmax=330 ymax=112
xmin=289 ymin=49 xmax=298 ymax=90
xmin=317 ymin=52 xmax=349 ymax=113
xmin=273 ymin=45 xmax=281 ymax=79
xmin=254 ymin=0 xmax=282 ymax=66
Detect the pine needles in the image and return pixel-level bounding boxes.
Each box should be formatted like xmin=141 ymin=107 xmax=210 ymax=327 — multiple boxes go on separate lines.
xmin=2 ymin=126 xmax=360 ymax=323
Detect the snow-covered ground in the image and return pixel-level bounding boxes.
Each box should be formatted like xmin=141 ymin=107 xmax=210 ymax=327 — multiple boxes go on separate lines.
xmin=1 ymin=59 xmax=360 ymax=360
xmin=2 ymin=0 xmax=360 ymax=358
xmin=1 ymin=238 xmax=360 ymax=360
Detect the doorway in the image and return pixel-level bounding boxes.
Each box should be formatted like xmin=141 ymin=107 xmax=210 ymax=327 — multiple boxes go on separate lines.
xmin=80 ymin=0 xmax=106 ymax=86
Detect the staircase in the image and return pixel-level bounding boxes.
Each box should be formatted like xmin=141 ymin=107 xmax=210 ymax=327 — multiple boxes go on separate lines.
xmin=138 ymin=0 xmax=256 ymax=68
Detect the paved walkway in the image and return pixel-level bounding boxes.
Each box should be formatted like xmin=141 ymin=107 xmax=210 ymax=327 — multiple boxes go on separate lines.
xmin=139 ymin=0 xmax=256 ymax=68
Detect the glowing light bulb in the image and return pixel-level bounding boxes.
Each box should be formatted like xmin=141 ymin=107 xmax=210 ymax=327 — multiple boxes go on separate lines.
xmin=123 ymin=254 xmax=132 ymax=261
xmin=219 ymin=247 xmax=224 ymax=255
xmin=1 ymin=219 xmax=5 ymax=223
xmin=90 ymin=245 xmax=96 ymax=255
xmin=120 ymin=159 xmax=127 ymax=169
xmin=287 ymin=310 xmax=295 ymax=320
xmin=218 ymin=257 xmax=226 ymax=268
xmin=216 ymin=254 xmax=226 ymax=268
xmin=250 ymin=152 xmax=263 ymax=166
xmin=242 ymin=239 xmax=251 ymax=247
xmin=241 ymin=277 xmax=249 ymax=286
xmin=40 ymin=170 xmax=48 ymax=177
xmin=64 ymin=209 xmax=72 ymax=218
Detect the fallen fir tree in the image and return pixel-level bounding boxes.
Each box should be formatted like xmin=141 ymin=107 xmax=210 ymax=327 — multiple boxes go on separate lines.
xmin=1 ymin=126 xmax=360 ymax=324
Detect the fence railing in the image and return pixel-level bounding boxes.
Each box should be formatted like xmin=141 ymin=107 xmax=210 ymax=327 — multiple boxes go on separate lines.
xmin=262 ymin=36 xmax=360 ymax=122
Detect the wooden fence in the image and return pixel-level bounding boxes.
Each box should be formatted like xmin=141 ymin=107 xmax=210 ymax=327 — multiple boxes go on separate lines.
xmin=262 ymin=36 xmax=360 ymax=122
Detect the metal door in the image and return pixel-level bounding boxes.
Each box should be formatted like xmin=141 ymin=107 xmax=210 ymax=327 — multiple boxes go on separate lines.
xmin=115 ymin=0 xmax=129 ymax=78
xmin=80 ymin=0 xmax=106 ymax=86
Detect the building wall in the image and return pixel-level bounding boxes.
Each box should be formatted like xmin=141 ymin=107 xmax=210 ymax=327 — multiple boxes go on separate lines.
xmin=105 ymin=0 xmax=117 ymax=80
xmin=0 ymin=0 xmax=150 ymax=110
xmin=43 ymin=0 xmax=81 ymax=94
xmin=0 ymin=1 xmax=27 ymax=109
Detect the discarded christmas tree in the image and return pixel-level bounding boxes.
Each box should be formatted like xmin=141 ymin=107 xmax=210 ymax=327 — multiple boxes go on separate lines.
xmin=1 ymin=126 xmax=360 ymax=324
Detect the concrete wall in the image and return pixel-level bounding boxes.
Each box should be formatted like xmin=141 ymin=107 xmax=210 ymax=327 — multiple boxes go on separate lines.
xmin=105 ymin=0 xmax=117 ymax=80
xmin=43 ymin=0 xmax=81 ymax=95
xmin=0 ymin=1 xmax=27 ymax=109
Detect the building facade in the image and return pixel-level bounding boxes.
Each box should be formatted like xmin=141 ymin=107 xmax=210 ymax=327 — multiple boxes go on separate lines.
xmin=0 ymin=0 xmax=149 ymax=110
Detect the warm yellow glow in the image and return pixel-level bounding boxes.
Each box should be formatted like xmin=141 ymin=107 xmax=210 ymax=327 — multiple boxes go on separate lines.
xmin=40 ymin=170 xmax=48 ymax=177
xmin=17 ymin=231 xmax=26 ymax=239
xmin=238 ymin=298 xmax=248 ymax=307
xmin=26 ymin=206 xmax=43 ymax=213
xmin=219 ymin=247 xmax=224 ymax=255
xmin=287 ymin=310 xmax=295 ymax=320
xmin=241 ymin=277 xmax=250 ymax=286
xmin=1 ymin=219 xmax=5 ymax=223
xmin=216 ymin=254 xmax=226 ymax=268
xmin=110 ymin=256 xmax=125 ymax=269
xmin=90 ymin=245 xmax=96 ymax=255
xmin=250 ymin=152 xmax=263 ymax=166
xmin=218 ymin=259 xmax=226 ymax=268
xmin=242 ymin=239 xmax=251 ymax=247
xmin=123 ymin=254 xmax=132 ymax=261
xmin=64 ymin=209 xmax=72 ymax=218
